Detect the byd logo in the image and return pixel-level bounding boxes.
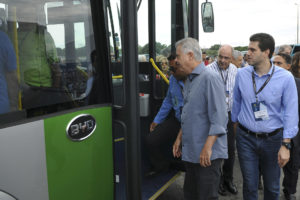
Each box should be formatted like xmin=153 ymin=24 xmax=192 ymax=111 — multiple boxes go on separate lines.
xmin=66 ymin=114 xmax=97 ymax=141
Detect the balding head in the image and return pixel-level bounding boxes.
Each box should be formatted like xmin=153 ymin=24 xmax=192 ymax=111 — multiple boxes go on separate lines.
xmin=217 ymin=45 xmax=233 ymax=69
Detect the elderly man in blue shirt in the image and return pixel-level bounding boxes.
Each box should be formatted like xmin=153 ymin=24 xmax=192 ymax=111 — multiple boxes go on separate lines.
xmin=145 ymin=54 xmax=186 ymax=176
xmin=232 ymin=33 xmax=299 ymax=200
xmin=173 ymin=37 xmax=228 ymax=200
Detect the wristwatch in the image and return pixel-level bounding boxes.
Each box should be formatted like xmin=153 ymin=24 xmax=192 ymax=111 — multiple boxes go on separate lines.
xmin=282 ymin=142 xmax=292 ymax=150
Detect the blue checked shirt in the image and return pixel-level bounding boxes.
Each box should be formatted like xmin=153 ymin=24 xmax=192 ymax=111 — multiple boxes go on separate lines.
xmin=181 ymin=63 xmax=228 ymax=163
xmin=153 ymin=75 xmax=184 ymax=123
xmin=231 ymin=65 xmax=299 ymax=139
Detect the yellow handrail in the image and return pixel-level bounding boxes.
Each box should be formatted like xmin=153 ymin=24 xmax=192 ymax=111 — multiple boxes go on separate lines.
xmin=112 ymin=75 xmax=123 ymax=79
xmin=149 ymin=58 xmax=169 ymax=85
xmin=12 ymin=7 xmax=22 ymax=110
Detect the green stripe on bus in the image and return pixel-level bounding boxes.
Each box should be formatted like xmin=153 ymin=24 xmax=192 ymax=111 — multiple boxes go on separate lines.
xmin=44 ymin=106 xmax=113 ymax=200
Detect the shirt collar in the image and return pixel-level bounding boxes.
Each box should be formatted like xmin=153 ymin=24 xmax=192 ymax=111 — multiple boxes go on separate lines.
xmin=252 ymin=62 xmax=274 ymax=77
xmin=216 ymin=61 xmax=230 ymax=71
xmin=188 ymin=62 xmax=205 ymax=81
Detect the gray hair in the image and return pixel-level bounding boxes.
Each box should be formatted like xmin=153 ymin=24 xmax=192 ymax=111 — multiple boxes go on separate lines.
xmin=232 ymin=50 xmax=243 ymax=60
xmin=175 ymin=37 xmax=202 ymax=61
xmin=278 ymin=45 xmax=292 ymax=54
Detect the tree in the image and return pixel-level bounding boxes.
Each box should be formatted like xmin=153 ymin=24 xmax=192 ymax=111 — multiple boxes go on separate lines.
xmin=138 ymin=42 xmax=168 ymax=55
xmin=234 ymin=46 xmax=248 ymax=51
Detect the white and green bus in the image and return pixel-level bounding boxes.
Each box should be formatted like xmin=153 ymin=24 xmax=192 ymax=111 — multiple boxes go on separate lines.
xmin=0 ymin=0 xmax=213 ymax=199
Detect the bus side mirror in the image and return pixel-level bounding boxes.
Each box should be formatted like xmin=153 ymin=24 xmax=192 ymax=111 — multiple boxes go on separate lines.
xmin=201 ymin=2 xmax=214 ymax=32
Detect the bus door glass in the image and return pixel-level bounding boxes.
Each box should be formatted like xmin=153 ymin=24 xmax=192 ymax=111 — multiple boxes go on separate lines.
xmin=138 ymin=0 xmax=149 ymax=62
xmin=154 ymin=0 xmax=171 ymax=99
xmin=106 ymin=0 xmax=124 ymax=106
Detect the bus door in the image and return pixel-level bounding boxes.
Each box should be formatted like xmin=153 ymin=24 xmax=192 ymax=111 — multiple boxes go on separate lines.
xmin=106 ymin=0 xmax=142 ymax=200
xmin=0 ymin=0 xmax=114 ymax=200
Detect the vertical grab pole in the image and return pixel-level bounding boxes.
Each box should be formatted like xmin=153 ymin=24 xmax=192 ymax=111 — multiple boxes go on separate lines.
xmin=12 ymin=7 xmax=22 ymax=110
xmin=122 ymin=0 xmax=142 ymax=199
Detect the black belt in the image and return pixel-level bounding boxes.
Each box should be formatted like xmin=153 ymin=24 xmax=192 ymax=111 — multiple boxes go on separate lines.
xmin=238 ymin=124 xmax=282 ymax=138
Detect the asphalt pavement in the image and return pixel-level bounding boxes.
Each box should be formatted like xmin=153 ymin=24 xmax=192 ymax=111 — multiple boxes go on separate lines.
xmin=157 ymin=155 xmax=300 ymax=200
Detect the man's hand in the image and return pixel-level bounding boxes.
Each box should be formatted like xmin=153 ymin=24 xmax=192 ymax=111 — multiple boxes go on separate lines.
xmin=199 ymin=135 xmax=217 ymax=167
xmin=278 ymin=146 xmax=290 ymax=168
xmin=199 ymin=146 xmax=212 ymax=167
xmin=173 ymin=129 xmax=182 ymax=158
xmin=150 ymin=122 xmax=158 ymax=132
xmin=233 ymin=122 xmax=238 ymax=136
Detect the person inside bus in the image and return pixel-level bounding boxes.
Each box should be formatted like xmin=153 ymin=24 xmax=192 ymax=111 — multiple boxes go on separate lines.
xmin=207 ymin=45 xmax=238 ymax=196
xmin=17 ymin=7 xmax=66 ymax=110
xmin=173 ymin=38 xmax=228 ymax=200
xmin=0 ymin=30 xmax=18 ymax=114
xmin=145 ymin=54 xmax=186 ymax=177
xmin=156 ymin=55 xmax=170 ymax=78
xmin=276 ymin=52 xmax=300 ymax=200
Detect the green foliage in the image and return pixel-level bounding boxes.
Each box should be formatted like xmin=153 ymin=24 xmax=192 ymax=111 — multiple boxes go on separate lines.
xmin=138 ymin=42 xmax=168 ymax=54
xmin=204 ymin=44 xmax=248 ymax=58
xmin=210 ymin=44 xmax=221 ymax=50
xmin=234 ymin=46 xmax=248 ymax=51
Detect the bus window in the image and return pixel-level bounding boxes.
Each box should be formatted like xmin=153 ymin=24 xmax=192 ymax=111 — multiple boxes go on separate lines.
xmin=138 ymin=0 xmax=149 ymax=62
xmin=0 ymin=0 xmax=100 ymax=120
xmin=0 ymin=3 xmax=18 ymax=116
xmin=154 ymin=0 xmax=171 ymax=99
xmin=107 ymin=0 xmax=122 ymax=63
xmin=107 ymin=0 xmax=125 ymax=106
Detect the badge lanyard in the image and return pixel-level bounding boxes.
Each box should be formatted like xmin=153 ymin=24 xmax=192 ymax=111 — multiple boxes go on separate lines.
xmin=218 ymin=67 xmax=229 ymax=87
xmin=252 ymin=66 xmax=275 ymax=103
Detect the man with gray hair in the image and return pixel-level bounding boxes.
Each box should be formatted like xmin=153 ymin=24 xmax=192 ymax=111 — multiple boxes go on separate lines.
xmin=278 ymin=44 xmax=292 ymax=55
xmin=207 ymin=45 xmax=238 ymax=196
xmin=173 ymin=37 xmax=228 ymax=200
xmin=232 ymin=50 xmax=243 ymax=68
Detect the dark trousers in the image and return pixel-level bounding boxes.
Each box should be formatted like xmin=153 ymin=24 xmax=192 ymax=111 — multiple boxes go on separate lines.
xmin=222 ymin=112 xmax=235 ymax=182
xmin=184 ymin=159 xmax=222 ymax=200
xmin=146 ymin=117 xmax=181 ymax=171
xmin=236 ymin=126 xmax=282 ymax=200
xmin=282 ymin=150 xmax=299 ymax=194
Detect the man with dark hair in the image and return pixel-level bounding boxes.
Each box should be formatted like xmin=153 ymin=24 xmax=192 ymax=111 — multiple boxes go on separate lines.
xmin=272 ymin=53 xmax=292 ymax=71
xmin=232 ymin=33 xmax=299 ymax=200
xmin=274 ymin=52 xmax=300 ymax=200
xmin=145 ymin=54 xmax=186 ymax=176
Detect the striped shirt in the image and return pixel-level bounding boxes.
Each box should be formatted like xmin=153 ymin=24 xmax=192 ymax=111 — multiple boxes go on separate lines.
xmin=207 ymin=61 xmax=238 ymax=112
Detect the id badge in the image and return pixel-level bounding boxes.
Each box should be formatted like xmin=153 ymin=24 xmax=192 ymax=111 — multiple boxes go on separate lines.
xmin=251 ymin=101 xmax=269 ymax=121
xmin=225 ymin=91 xmax=229 ymax=97
xmin=225 ymin=91 xmax=229 ymax=105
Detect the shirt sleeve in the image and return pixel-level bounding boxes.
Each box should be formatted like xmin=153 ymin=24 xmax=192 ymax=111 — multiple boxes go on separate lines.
xmin=153 ymin=80 xmax=173 ymax=124
xmin=207 ymin=73 xmax=228 ymax=136
xmin=282 ymin=76 xmax=299 ymax=139
xmin=231 ymin=71 xmax=241 ymax=123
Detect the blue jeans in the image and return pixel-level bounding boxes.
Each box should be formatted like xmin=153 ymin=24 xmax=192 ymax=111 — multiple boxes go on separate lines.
xmin=236 ymin=126 xmax=282 ymax=200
